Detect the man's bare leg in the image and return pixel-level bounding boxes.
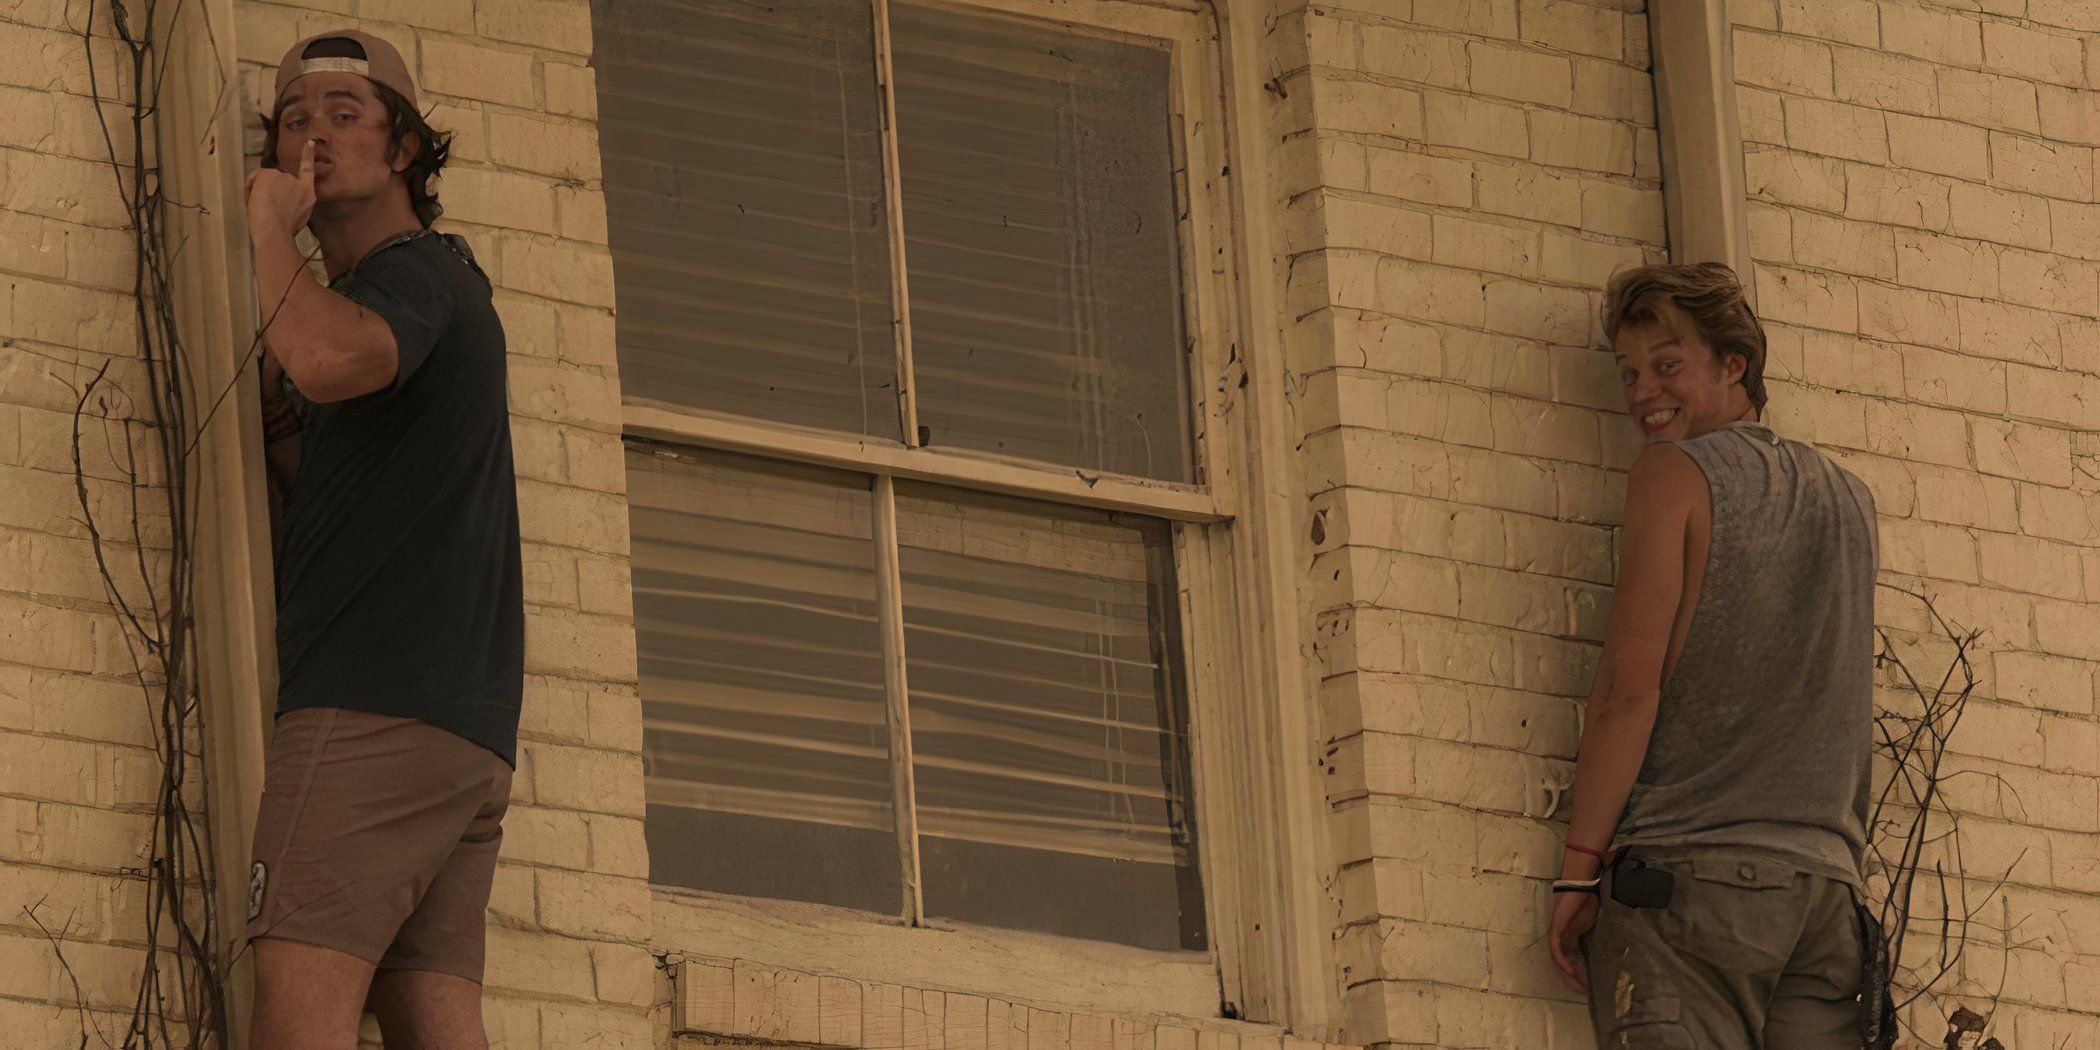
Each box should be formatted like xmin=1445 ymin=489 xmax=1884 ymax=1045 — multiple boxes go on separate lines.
xmin=367 ymin=968 xmax=489 ymax=1050
xmin=251 ymin=938 xmax=376 ymax=1050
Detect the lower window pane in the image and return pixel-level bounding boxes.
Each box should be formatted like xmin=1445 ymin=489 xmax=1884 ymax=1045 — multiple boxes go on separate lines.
xmin=894 ymin=483 xmax=1206 ymax=950
xmin=627 ymin=444 xmax=903 ymax=914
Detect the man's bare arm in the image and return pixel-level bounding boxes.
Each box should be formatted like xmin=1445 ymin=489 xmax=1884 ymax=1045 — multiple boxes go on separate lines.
xmin=247 ymin=139 xmax=401 ymax=404
xmin=1560 ymin=442 xmax=1704 ymax=880
xmin=253 ymin=229 xmax=401 ymax=403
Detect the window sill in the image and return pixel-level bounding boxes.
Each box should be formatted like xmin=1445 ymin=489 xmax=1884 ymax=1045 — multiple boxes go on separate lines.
xmin=667 ymin=952 xmax=1340 ymax=1050
xmin=652 ymin=886 xmax=1223 ymax=1027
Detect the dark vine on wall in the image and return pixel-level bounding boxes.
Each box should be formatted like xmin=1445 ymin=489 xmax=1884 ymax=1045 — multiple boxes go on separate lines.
xmin=33 ymin=0 xmax=308 ymax=1044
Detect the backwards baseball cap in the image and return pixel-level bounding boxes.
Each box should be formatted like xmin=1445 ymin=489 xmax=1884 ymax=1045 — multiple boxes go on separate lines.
xmin=274 ymin=29 xmax=417 ymax=110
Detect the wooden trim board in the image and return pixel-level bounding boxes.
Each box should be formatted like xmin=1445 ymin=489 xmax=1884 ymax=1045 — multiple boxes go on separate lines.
xmin=157 ymin=0 xmax=273 ymax=1043
xmin=1647 ymin=0 xmax=1758 ymax=299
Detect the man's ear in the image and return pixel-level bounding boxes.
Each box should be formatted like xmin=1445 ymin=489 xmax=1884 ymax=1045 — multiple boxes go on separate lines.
xmin=1722 ymin=351 xmax=1747 ymax=385
xmin=390 ymin=130 xmax=421 ymax=174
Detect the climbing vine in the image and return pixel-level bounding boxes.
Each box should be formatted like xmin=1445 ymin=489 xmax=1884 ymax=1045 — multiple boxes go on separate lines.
xmin=1870 ymin=586 xmax=2032 ymax=1049
xmin=27 ymin=0 xmax=268 ymax=1043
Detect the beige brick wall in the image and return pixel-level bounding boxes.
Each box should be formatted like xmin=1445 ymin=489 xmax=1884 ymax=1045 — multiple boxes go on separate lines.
xmin=1274 ymin=1 xmax=1663 ymax=1045
xmin=1282 ymin=0 xmax=2100 ymax=1045
xmin=231 ymin=1 xmax=657 ymax=1045
xmin=12 ymin=0 xmax=2099 ymax=1046
xmin=1 ymin=2 xmax=178 ymax=1040
xmin=1726 ymin=2 xmax=2100 ymax=1043
xmin=665 ymin=958 xmax=1356 ymax=1050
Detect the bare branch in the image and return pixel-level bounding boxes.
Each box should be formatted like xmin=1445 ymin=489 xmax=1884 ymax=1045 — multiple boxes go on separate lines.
xmin=1867 ymin=586 xmax=2019 ymax=1041
xmin=47 ymin=1 xmax=235 ymax=1044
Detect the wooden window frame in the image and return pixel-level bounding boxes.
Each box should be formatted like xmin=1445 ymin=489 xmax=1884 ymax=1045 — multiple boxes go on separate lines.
xmin=620 ymin=0 xmax=1331 ymax=1031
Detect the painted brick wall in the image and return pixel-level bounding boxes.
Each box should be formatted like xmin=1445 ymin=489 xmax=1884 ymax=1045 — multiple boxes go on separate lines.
xmin=1269 ymin=0 xmax=1666 ymax=1045
xmin=1 ymin=1 xmax=180 ymax=1041
xmin=667 ymin=957 xmax=1358 ymax=1050
xmin=230 ymin=1 xmax=658 ymax=1045
xmin=1278 ymin=0 xmax=2100 ymax=1045
xmin=1728 ymin=1 xmax=2100 ymax=1044
xmin=11 ymin=0 xmax=2098 ymax=1046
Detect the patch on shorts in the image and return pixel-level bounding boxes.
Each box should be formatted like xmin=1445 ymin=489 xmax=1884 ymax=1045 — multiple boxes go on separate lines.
xmin=248 ymin=861 xmax=267 ymax=922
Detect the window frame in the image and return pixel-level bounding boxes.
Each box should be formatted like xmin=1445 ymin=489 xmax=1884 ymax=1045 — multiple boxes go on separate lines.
xmin=611 ymin=0 xmax=1272 ymax=1020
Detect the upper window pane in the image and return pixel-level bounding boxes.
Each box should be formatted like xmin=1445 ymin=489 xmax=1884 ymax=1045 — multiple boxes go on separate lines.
xmin=595 ymin=0 xmax=903 ymax=439
xmin=628 ymin=445 xmax=904 ymax=914
xmin=891 ymin=4 xmax=1195 ymax=482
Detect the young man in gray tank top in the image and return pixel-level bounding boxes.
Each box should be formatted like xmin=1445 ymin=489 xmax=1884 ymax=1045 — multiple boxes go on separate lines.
xmin=1545 ymin=264 xmax=1888 ymax=1048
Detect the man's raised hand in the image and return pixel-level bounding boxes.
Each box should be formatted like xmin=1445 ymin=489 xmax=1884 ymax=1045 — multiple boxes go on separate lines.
xmin=246 ymin=138 xmax=317 ymax=241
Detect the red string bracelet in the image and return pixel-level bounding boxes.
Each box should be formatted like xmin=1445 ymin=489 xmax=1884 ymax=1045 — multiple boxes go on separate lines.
xmin=1564 ymin=841 xmax=1609 ymax=861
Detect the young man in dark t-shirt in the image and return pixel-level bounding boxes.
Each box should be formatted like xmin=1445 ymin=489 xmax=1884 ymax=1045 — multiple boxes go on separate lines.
xmin=243 ymin=29 xmax=522 ymax=1050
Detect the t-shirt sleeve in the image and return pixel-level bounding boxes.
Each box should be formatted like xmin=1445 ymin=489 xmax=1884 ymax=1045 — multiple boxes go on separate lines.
xmin=335 ymin=241 xmax=457 ymax=397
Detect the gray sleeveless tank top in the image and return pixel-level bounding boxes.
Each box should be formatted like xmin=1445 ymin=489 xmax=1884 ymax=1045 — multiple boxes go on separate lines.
xmin=1612 ymin=420 xmax=1879 ymax=889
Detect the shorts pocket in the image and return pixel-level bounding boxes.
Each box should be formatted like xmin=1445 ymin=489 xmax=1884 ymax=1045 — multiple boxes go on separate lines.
xmin=248 ymin=710 xmax=341 ymax=930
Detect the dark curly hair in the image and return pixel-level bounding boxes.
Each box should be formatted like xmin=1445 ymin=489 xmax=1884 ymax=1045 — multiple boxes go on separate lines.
xmin=260 ymin=75 xmax=452 ymax=227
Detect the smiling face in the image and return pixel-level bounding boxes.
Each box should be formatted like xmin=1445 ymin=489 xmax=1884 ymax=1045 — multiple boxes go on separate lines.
xmin=271 ymin=72 xmax=413 ymax=211
xmin=1613 ymin=298 xmax=1753 ymax=444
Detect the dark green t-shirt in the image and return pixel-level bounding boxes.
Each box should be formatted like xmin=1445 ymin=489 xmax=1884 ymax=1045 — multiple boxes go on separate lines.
xmin=273 ymin=230 xmax=524 ymax=765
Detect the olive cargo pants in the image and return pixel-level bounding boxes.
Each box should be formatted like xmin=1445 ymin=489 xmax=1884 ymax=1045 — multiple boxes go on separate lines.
xmin=1583 ymin=850 xmax=1869 ymax=1049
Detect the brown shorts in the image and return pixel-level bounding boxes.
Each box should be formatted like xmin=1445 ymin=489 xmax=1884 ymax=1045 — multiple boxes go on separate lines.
xmin=246 ymin=707 xmax=513 ymax=983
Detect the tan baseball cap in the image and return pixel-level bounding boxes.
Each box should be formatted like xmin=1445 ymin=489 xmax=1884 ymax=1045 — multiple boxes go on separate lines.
xmin=274 ymin=29 xmax=417 ymax=110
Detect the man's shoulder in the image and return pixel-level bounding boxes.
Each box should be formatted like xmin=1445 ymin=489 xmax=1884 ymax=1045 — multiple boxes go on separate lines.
xmin=1631 ymin=438 xmax=1707 ymax=487
xmin=431 ymin=232 xmax=488 ymax=280
xmin=1769 ymin=432 xmax=1875 ymax=511
xmin=349 ymin=230 xmax=491 ymax=293
xmin=1756 ymin=431 xmax=1880 ymax=533
xmin=1626 ymin=440 xmax=1708 ymax=520
xmin=409 ymin=230 xmax=493 ymax=294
